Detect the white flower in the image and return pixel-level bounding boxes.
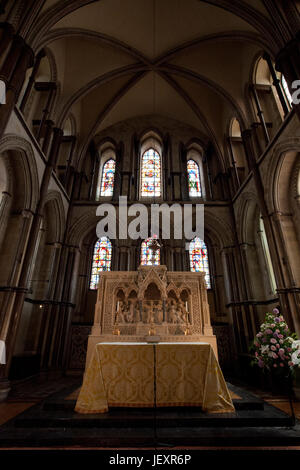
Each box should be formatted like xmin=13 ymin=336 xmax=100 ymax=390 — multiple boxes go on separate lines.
xmin=291 ymin=340 xmax=300 ymax=365
xmin=261 ymin=345 xmax=269 ymax=354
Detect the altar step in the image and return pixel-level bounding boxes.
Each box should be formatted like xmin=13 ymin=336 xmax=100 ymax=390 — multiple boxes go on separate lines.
xmin=0 ymin=382 xmax=299 ymax=448
xmin=12 ymin=403 xmax=293 ymax=429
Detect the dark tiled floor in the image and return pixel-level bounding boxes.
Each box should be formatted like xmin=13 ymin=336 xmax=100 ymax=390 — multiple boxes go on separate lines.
xmin=0 ymin=376 xmax=300 ymax=449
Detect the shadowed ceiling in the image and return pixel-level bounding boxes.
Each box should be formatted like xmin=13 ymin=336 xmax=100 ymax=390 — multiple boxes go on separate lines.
xmin=24 ymin=0 xmax=280 ymax=164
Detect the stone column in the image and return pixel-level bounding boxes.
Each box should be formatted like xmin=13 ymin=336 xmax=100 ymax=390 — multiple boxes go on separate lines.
xmin=0 ymin=128 xmax=63 ymax=395
xmin=0 ymin=191 xmax=11 ymax=248
xmin=20 ymin=49 xmax=45 ymax=113
xmin=174 ymin=247 xmax=182 ymax=271
xmin=112 ymin=143 xmax=123 ymax=201
xmin=0 ymin=35 xmax=34 ymax=139
xmin=263 ymin=52 xmax=290 ymax=117
xmin=118 ymin=246 xmax=128 ymax=271
xmin=269 ymin=211 xmax=300 ymax=334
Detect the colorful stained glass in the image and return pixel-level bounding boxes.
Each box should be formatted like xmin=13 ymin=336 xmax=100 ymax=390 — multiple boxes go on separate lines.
xmin=140 ymin=148 xmax=161 ymax=197
xmin=90 ymin=237 xmax=112 ymax=290
xmin=189 ymin=237 xmax=211 ymax=288
xmin=187 ymin=159 xmax=202 ymax=197
xmin=141 ymin=237 xmax=160 ymax=265
xmin=100 ymin=159 xmax=116 ymax=197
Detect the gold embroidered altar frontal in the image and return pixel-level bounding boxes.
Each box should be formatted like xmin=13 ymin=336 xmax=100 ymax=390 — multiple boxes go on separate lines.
xmin=75 ymin=343 xmax=235 ymax=414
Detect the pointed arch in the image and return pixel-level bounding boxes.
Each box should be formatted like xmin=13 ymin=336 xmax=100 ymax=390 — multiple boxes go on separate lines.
xmin=90 ymin=236 xmax=112 ymax=289
xmin=99 ymin=158 xmax=116 ymax=197
xmin=140 ymin=148 xmax=162 ymax=198
xmin=189 ymin=237 xmax=211 ymax=288
xmin=187 ymin=159 xmax=202 ymax=198
xmin=141 ymin=237 xmax=161 ymax=266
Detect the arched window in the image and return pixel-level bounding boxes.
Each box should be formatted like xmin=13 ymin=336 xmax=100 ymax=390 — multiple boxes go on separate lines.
xmin=189 ymin=237 xmax=211 ymax=288
xmin=141 ymin=237 xmax=160 ymax=265
xmin=187 ymin=159 xmax=202 ymax=197
xmin=90 ymin=237 xmax=112 ymax=290
xmin=281 ymin=75 xmax=293 ymax=107
xmin=140 ymin=148 xmax=161 ymax=197
xmin=99 ymin=158 xmax=116 ymax=197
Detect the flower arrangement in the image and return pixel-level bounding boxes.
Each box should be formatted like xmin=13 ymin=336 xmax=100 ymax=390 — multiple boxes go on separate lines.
xmin=252 ymin=308 xmax=300 ymax=376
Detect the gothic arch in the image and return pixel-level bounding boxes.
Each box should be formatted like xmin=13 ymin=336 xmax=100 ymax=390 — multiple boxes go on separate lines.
xmin=44 ymin=191 xmax=66 ymax=243
xmin=0 ymin=135 xmax=39 ymax=212
xmin=266 ymin=138 xmax=300 ymax=213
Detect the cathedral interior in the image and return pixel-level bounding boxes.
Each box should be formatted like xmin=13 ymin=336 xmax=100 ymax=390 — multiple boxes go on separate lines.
xmin=0 ymin=0 xmax=300 ymax=455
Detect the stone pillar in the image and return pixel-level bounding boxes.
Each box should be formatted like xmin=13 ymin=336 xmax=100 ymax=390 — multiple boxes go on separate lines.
xmin=0 ymin=35 xmax=34 ymax=140
xmin=118 ymin=246 xmax=128 ymax=271
xmin=0 ymin=191 xmax=11 ymax=248
xmin=42 ymin=119 xmax=54 ymax=156
xmin=112 ymin=143 xmax=123 ymax=201
xmin=269 ymin=211 xmax=300 ymax=334
xmin=36 ymin=83 xmax=56 ymax=142
xmin=20 ymin=49 xmax=45 ymax=113
xmin=174 ymin=247 xmax=182 ymax=271
xmin=0 ymin=128 xmax=63 ymax=396
xmin=263 ymin=52 xmax=290 ymax=117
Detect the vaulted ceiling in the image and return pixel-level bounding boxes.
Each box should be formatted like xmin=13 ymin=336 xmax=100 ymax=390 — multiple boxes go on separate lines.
xmin=24 ymin=0 xmax=282 ymax=164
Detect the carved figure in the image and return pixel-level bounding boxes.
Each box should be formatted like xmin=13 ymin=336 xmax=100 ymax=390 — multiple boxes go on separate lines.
xmin=178 ymin=300 xmax=189 ymax=323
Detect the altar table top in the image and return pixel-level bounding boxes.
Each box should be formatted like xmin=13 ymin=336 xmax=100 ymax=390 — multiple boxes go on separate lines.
xmin=75 ymin=342 xmax=235 ymax=414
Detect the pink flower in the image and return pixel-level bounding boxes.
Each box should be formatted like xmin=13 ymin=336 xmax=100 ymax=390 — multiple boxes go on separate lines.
xmin=271 ymin=323 xmax=275 ymax=328
xmin=278 ymin=334 xmax=283 ymax=339
xmin=287 ymin=348 xmax=292 ymax=352
xmin=280 ymin=363 xmax=284 ymax=367
xmin=288 ymin=362 xmax=294 ymax=367
xmin=273 ymin=308 xmax=279 ymax=314
xmin=278 ymin=348 xmax=285 ymax=355
xmin=270 ymin=338 xmax=277 ymax=344
xmin=266 ymin=329 xmax=273 ymax=334
xmin=273 ymin=364 xmax=277 ymax=368
xmin=279 ymin=339 xmax=283 ymax=344
xmin=271 ymin=345 xmax=276 ymax=351
xmin=272 ymin=353 xmax=278 ymax=359
xmin=276 ymin=344 xmax=280 ymax=349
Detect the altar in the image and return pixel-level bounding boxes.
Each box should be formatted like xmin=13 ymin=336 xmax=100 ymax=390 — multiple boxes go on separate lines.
xmin=85 ymin=264 xmax=218 ymax=366
xmin=75 ymin=342 xmax=235 ymax=414
xmin=75 ymin=265 xmax=234 ymax=414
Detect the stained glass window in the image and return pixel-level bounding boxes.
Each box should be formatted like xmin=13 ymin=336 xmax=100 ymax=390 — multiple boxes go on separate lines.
xmin=189 ymin=237 xmax=211 ymax=288
xmin=187 ymin=159 xmax=202 ymax=197
xmin=90 ymin=237 xmax=112 ymax=290
xmin=100 ymin=159 xmax=116 ymax=197
xmin=281 ymin=75 xmax=293 ymax=107
xmin=141 ymin=237 xmax=160 ymax=265
xmin=140 ymin=148 xmax=161 ymax=197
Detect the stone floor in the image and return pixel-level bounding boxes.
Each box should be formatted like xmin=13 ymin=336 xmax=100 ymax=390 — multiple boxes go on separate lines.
xmin=0 ymin=373 xmax=299 ymax=452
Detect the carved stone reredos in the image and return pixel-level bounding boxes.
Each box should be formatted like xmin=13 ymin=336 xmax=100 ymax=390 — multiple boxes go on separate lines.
xmin=137 ymin=265 xmax=167 ymax=300
xmin=93 ymin=265 xmax=213 ymax=340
